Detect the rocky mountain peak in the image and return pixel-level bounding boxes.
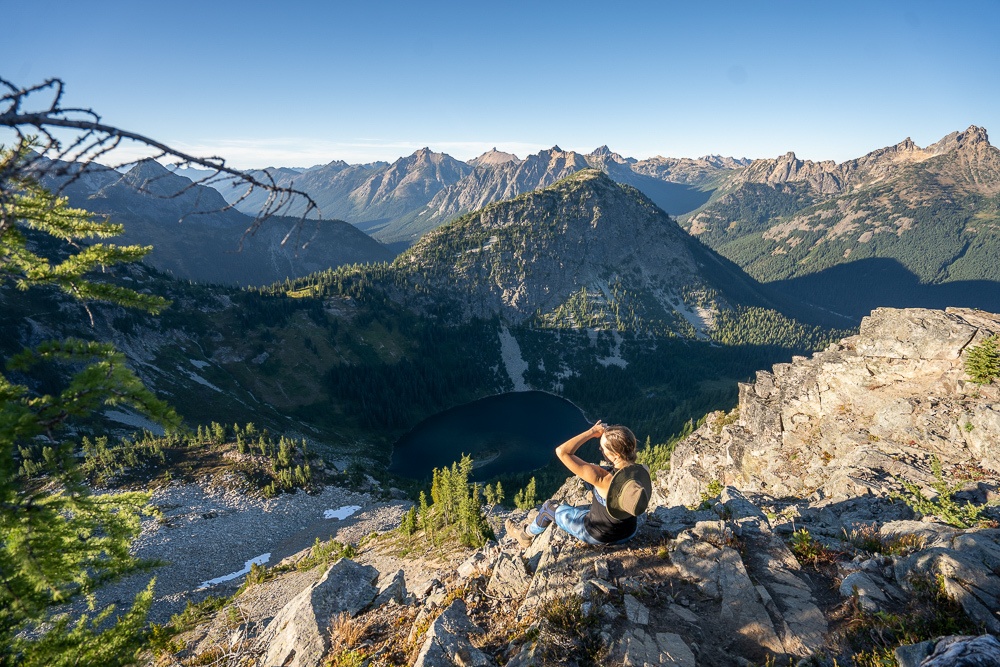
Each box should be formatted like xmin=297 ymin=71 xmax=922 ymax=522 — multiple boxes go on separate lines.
xmin=587 ymin=145 xmax=635 ymax=166
xmin=406 ymin=147 xmax=438 ymax=164
xmin=956 ymin=124 xmax=991 ymax=148
xmin=115 ymin=159 xmax=214 ymax=199
xmin=397 ymin=169 xmax=746 ymax=332
xmin=739 ymin=150 xmax=846 ymax=194
xmin=320 ymin=159 xmax=350 ymax=171
xmin=467 ymin=148 xmax=520 ymax=168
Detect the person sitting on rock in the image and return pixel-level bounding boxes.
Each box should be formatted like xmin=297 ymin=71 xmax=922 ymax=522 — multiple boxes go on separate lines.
xmin=506 ymin=421 xmax=651 ymax=548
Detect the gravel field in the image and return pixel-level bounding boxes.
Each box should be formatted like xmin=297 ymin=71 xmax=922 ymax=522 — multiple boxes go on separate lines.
xmin=76 ymin=480 xmax=410 ymax=624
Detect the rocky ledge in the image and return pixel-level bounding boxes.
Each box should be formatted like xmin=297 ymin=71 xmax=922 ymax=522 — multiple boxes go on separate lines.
xmin=665 ymin=307 xmax=1000 ymax=505
xmin=159 ymin=307 xmax=1000 ymax=667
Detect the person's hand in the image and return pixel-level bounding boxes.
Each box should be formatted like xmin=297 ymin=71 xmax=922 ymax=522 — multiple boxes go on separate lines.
xmin=590 ymin=420 xmax=606 ymax=437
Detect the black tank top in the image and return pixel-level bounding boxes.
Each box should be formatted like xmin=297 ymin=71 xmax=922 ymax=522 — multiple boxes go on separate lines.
xmin=584 ymin=488 xmax=637 ymax=543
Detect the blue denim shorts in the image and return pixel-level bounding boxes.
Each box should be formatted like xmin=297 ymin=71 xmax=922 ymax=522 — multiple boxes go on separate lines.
xmin=554 ymin=504 xmax=637 ymax=546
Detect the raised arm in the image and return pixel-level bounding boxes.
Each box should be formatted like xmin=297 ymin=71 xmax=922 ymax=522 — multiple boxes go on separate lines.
xmin=555 ymin=421 xmax=613 ymax=489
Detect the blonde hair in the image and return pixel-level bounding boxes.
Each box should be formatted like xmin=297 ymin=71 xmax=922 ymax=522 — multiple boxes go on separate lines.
xmin=602 ymin=425 xmax=637 ymax=463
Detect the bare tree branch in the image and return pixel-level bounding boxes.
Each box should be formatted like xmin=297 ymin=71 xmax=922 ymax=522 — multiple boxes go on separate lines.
xmin=0 ymin=77 xmax=322 ymax=243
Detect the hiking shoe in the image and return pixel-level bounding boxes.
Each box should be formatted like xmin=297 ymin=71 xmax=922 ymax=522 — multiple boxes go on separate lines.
xmin=505 ymin=518 xmax=535 ymax=549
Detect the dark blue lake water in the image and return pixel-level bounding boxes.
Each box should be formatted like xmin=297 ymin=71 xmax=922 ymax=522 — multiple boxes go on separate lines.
xmin=388 ymin=391 xmax=592 ymax=480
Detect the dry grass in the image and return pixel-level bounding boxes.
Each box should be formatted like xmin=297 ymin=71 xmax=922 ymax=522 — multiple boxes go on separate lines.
xmin=844 ymin=524 xmax=926 ymax=557
xmin=330 ymin=612 xmax=367 ymax=652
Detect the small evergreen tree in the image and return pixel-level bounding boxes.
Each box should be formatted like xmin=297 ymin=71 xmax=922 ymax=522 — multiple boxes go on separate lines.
xmin=514 ymin=477 xmax=538 ymax=509
xmin=965 ymin=335 xmax=1000 ymax=385
xmin=399 ymin=506 xmax=418 ymax=536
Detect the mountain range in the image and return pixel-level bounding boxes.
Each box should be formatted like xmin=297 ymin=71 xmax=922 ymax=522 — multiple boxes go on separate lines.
xmin=202 ymin=127 xmax=1000 ymax=322
xmin=680 ymin=126 xmax=1000 ymax=317
xmin=34 ymin=126 xmax=1000 ymax=322
xmin=214 ymin=146 xmax=742 ymax=246
xmin=36 ymin=158 xmax=395 ymax=286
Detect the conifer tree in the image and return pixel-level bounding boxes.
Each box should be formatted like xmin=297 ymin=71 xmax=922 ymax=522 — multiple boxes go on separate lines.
xmin=514 ymin=477 xmax=538 ymax=510
xmin=965 ymin=335 xmax=1000 ymax=385
xmin=0 ymin=143 xmax=181 ymax=665
xmin=1 ymin=77 xmax=323 ymax=663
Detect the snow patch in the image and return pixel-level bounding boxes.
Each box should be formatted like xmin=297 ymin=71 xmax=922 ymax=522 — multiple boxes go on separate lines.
xmin=498 ymin=325 xmax=529 ymax=391
xmin=324 ymin=505 xmax=362 ymax=520
xmin=182 ymin=368 xmax=222 ymax=392
xmin=190 ymin=359 xmax=210 ymax=369
xmin=198 ymin=552 xmax=270 ymax=589
xmin=672 ymin=298 xmax=714 ymax=340
xmin=104 ymin=410 xmax=165 ymax=435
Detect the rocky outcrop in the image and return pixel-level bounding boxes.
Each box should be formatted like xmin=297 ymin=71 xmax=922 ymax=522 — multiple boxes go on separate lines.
xmin=891 ymin=522 xmax=1000 ymax=633
xmin=896 ymin=634 xmax=1000 ymax=667
xmin=180 ymin=307 xmax=1000 ymax=666
xmin=255 ymin=558 xmax=379 ymax=667
xmin=664 ymin=307 xmax=1000 ymax=506
xmin=412 ymin=599 xmax=495 ymax=667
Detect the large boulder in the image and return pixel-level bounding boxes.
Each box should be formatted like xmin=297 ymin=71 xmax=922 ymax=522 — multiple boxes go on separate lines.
xmin=256 ymin=558 xmax=379 ymax=667
xmin=919 ymin=634 xmax=1000 ymax=666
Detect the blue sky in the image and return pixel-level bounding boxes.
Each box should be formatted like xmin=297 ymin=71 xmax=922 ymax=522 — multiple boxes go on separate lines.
xmin=4 ymin=0 xmax=998 ymax=168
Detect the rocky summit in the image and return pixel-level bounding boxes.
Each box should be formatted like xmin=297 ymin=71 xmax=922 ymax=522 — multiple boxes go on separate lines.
xmin=390 ymin=169 xmax=768 ymax=335
xmin=159 ymin=306 xmax=1000 ymax=667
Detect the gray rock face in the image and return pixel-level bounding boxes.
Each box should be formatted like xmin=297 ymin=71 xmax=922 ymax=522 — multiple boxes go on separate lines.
xmin=663 ymin=307 xmax=1000 ymax=507
xmin=840 ymin=571 xmax=888 ymax=610
xmin=894 ymin=529 xmax=1000 ymax=634
xmin=608 ymin=628 xmax=696 ymax=667
xmin=486 ymin=552 xmax=530 ymax=599
xmin=855 ymin=308 xmax=978 ymax=360
xmin=670 ymin=522 xmax=784 ymax=654
xmin=734 ymin=511 xmax=828 ymax=656
xmin=373 ymin=568 xmax=407 ymax=607
xmin=256 ymin=558 xmax=379 ymax=667
xmin=920 ymin=634 xmax=1000 ymax=666
xmin=623 ymin=594 xmax=650 ymax=625
xmin=413 ymin=599 xmax=495 ymax=667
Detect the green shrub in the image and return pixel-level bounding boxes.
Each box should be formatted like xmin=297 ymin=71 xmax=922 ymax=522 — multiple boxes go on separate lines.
xmin=964 ymin=334 xmax=1000 ymax=384
xmin=789 ymin=528 xmax=838 ymax=566
xmin=893 ymin=457 xmax=994 ymax=528
xmin=296 ymin=538 xmax=356 ymax=571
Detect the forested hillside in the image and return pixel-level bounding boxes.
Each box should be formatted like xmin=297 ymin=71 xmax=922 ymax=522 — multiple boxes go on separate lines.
xmin=680 ymin=126 xmax=1000 ymax=318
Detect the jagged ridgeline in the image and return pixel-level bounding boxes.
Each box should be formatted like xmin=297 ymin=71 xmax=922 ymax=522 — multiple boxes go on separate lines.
xmin=681 ymin=126 xmax=1000 ymax=318
xmin=249 ymin=170 xmax=850 ymax=453
xmin=279 ymin=169 xmax=842 ymax=340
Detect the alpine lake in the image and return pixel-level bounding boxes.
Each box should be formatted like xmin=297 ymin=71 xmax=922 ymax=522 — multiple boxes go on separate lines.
xmin=388 ymin=391 xmax=592 ymax=480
